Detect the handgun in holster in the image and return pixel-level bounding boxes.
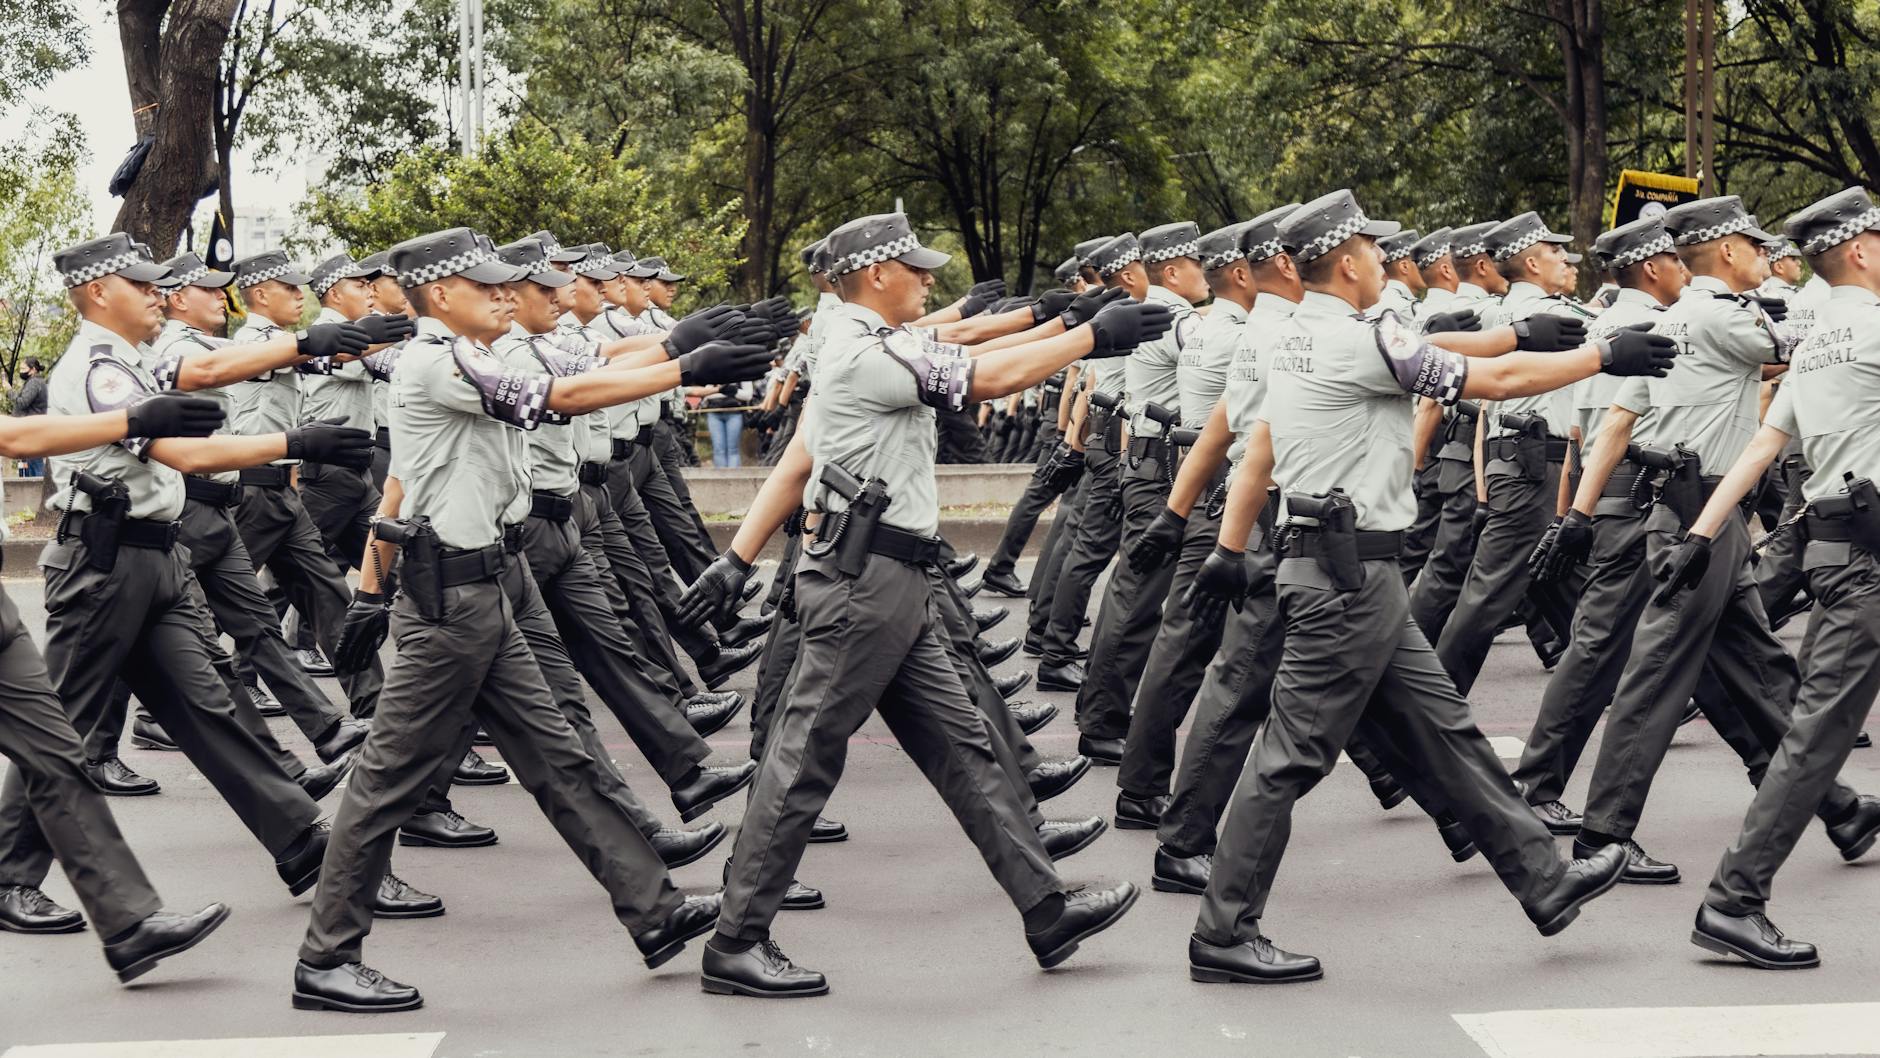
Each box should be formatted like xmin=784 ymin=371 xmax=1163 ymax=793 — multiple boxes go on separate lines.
xmin=62 ymin=471 xmax=131 ymax=573
xmin=1631 ymin=444 xmax=1704 ymax=525
xmin=1813 ymin=472 xmax=1880 ymax=554
xmin=1287 ymin=489 xmax=1363 ymax=591
xmin=1249 ymin=485 xmax=1280 ymax=552
xmin=1166 ymin=427 xmax=1201 ymax=487
xmin=1443 ymin=400 xmax=1481 ymax=444
xmin=807 ymin=463 xmax=892 ymax=577
xmin=1134 ymin=402 xmax=1179 ymax=472
xmin=374 ymin=516 xmax=444 ymax=620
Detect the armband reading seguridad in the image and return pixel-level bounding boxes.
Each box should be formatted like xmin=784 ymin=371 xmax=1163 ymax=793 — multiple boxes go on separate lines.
xmin=1372 ymin=309 xmax=1467 ymax=405
xmin=450 ymin=337 xmax=553 ymax=430
xmin=880 ymin=328 xmax=974 ymax=412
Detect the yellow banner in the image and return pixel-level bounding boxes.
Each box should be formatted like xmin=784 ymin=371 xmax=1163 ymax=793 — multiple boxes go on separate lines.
xmin=1608 ymin=170 xmax=1701 ymax=229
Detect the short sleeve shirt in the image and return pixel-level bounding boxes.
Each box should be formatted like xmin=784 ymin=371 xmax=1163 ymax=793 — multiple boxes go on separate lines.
xmin=493 ymin=327 xmax=599 ymax=497
xmin=1572 ymin=287 xmax=1664 ymax=452
xmin=146 ymin=318 xmax=240 ymax=485
xmin=226 ymin=317 xmax=303 ymax=464
xmin=1179 ymin=297 xmax=1247 ymax=429
xmin=46 ymin=320 xmax=185 ymax=520
xmin=1765 ymin=285 xmax=1880 ymax=503
xmin=1223 ymin=293 xmax=1296 ymax=463
xmin=1124 ymin=284 xmax=1197 ymax=436
xmin=389 ymin=317 xmax=539 ymax=548
xmin=800 ymin=302 xmax=973 ymax=536
xmin=592 ymin=306 xmax=662 ymax=440
xmin=1485 ymin=281 xmax=1589 ymax=439
xmin=301 ymin=306 xmax=376 ymax=433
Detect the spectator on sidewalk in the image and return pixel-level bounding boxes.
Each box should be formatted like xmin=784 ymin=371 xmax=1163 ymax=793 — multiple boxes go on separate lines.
xmin=10 ymin=357 xmax=46 ymax=476
xmin=694 ymin=380 xmax=757 ymax=467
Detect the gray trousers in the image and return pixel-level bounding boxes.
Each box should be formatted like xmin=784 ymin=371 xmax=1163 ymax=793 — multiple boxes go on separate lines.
xmin=0 ymin=537 xmax=320 ymax=869
xmin=1582 ymin=506 xmax=1861 ymax=842
xmin=1513 ymin=503 xmax=1648 ymax=805
xmin=521 ymin=510 xmax=708 ymax=788
xmin=1118 ymin=500 xmax=1226 ymax=799
xmin=1407 ymin=457 xmax=1478 ymax=642
xmin=654 ymin=420 xmax=718 ymax=556
xmin=1027 ymin=475 xmax=1087 ymax=643
xmin=89 ymin=498 xmax=347 ymax=760
xmin=1754 ymin=453 xmax=1813 ymax=629
xmin=300 ymin=571 xmax=681 ymax=967
xmin=628 ymin=441 xmax=715 ymax=586
xmin=1709 ymin=549 xmax=1880 ymax=914
xmin=234 ymin=483 xmax=383 ymax=715
xmin=1401 ymin=461 xmax=1444 ymax=583
xmin=987 ymin=427 xmax=1062 ymax=580
xmin=1077 ymin=466 xmax=1178 ymax=740
xmin=578 ymin=482 xmax=698 ymax=698
xmin=1435 ymin=458 xmax=1581 ymax=695
xmin=298 ymin=461 xmax=380 ymax=570
xmin=1195 ymin=558 xmax=1566 ymax=946
xmin=750 ymin=533 xmax=808 ymax=762
xmin=718 ymin=551 xmax=1061 ymax=941
xmin=1041 ymin=444 xmax=1123 ymax=665
xmin=0 ymin=587 xmax=163 ymax=939
xmin=606 ymin=456 xmax=723 ymax=664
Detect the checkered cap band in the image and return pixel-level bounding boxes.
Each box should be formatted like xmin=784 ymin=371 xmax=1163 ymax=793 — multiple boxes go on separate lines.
xmin=1801 ymin=206 xmax=1880 ymax=256
xmin=238 ymin=262 xmax=295 ymax=289
xmin=63 ymin=252 xmax=140 ymax=287
xmin=1609 ymin=233 xmax=1675 ymax=271
xmin=570 ymin=255 xmax=612 ymax=277
xmin=1382 ymin=243 xmax=1415 ymax=264
xmin=1673 ymin=213 xmax=1755 ymax=246
xmin=400 ymin=246 xmax=498 ymax=288
xmin=541 ymin=238 xmax=564 ymax=256
xmin=1245 ymin=239 xmax=1284 ymax=263
xmin=311 ymin=260 xmax=355 ymax=297
xmin=835 ymin=234 xmax=920 ymax=277
xmin=1095 ymin=245 xmax=1142 ymax=278
xmin=1492 ymin=225 xmax=1558 ymax=262
xmin=1453 ymin=238 xmax=1488 ymax=258
xmin=1143 ymin=240 xmax=1201 ymax=264
xmin=1768 ymin=241 xmax=1800 ymax=261
xmin=1203 ymin=247 xmax=1246 ymax=270
xmin=170 ymin=265 xmax=209 ymax=288
xmin=1412 ymin=242 xmax=1452 ymax=268
xmin=1294 ymin=214 xmax=1368 ymax=264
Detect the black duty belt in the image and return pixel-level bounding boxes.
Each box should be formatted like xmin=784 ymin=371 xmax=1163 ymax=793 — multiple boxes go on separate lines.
xmin=811 ymin=518 xmax=944 ymax=566
xmin=1126 ymin=435 xmax=1169 ymax=465
xmin=238 ymin=465 xmax=291 ymax=488
xmin=634 ymin=425 xmax=655 ymax=446
xmin=70 ymin=512 xmax=180 ymax=551
xmin=184 ymin=477 xmax=242 ymax=508
xmin=435 ymin=542 xmax=506 ymax=586
xmin=579 ymin=461 xmax=609 ymax=487
xmin=611 ymin=438 xmax=632 ymax=461
xmin=529 ymin=491 xmax=575 ymax=522
xmin=1601 ymin=460 xmax=1641 ymax=498
xmin=1804 ymin=513 xmax=1851 ymax=542
xmin=374 ymin=426 xmax=391 ymax=450
xmin=1485 ymin=435 xmax=1570 ymax=463
xmin=1286 ymin=528 xmax=1403 ymax=561
xmin=502 ymin=524 xmax=525 ymax=554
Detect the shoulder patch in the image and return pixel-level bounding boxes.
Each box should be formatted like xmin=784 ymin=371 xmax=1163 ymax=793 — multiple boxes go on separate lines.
xmin=450 ymin=337 xmax=553 ymax=430
xmin=86 ymin=356 xmax=150 ymax=413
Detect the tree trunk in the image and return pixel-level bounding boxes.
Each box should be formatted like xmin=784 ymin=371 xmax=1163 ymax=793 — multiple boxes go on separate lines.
xmin=112 ymin=0 xmax=240 ymax=255
xmin=1553 ymin=0 xmax=1606 ymax=295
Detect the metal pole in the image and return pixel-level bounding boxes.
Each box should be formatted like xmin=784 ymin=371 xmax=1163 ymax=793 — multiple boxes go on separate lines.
xmin=458 ymin=0 xmax=471 ymax=156
xmin=1683 ymin=0 xmax=1697 ymax=181
xmin=1701 ymin=0 xmax=1716 ymax=195
xmin=471 ymin=0 xmax=484 ymax=154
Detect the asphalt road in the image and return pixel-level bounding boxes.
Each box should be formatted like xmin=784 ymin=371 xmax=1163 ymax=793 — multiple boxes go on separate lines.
xmin=2 ymin=561 xmax=1877 ymax=1058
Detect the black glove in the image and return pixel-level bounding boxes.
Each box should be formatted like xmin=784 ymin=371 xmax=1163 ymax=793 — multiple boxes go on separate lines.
xmin=125 ymin=393 xmax=224 ymax=438
xmin=297 ymin=322 xmax=371 ymax=359
xmin=676 ymin=550 xmax=754 ymax=630
xmin=728 ymin=315 xmax=776 ymax=349
xmin=665 ymin=305 xmax=743 ymax=357
xmin=1423 ymin=309 xmax=1480 ymax=334
xmin=960 ymin=279 xmax=1006 ymax=317
xmin=1029 ymin=290 xmax=1077 ymax=324
xmin=1533 ymin=508 xmax=1593 ymax=583
xmin=1040 ymin=444 xmax=1084 ymax=494
xmin=353 ymin=313 xmax=416 ymax=346
xmin=332 ymin=589 xmax=391 ymax=675
xmin=1652 ymin=532 xmax=1712 ymax=606
xmin=1745 ymin=294 xmax=1789 ymax=323
xmin=286 ymin=416 xmax=375 ymax=468
xmin=1512 ymin=313 xmax=1588 ymax=352
xmin=750 ymin=296 xmax=799 ymax=341
xmin=1183 ymin=545 xmax=1251 ymax=631
xmin=1101 ymin=485 xmax=1124 ymax=522
xmin=1126 ymin=508 xmax=1188 ymax=574
xmin=1062 ymin=286 xmax=1126 ymax=327
xmin=1471 ymin=504 xmax=1491 ymax=537
xmin=1599 ymin=323 xmax=1679 ymax=377
xmin=678 ymin=341 xmax=770 ymax=386
xmin=1526 ymin=517 xmax=1562 ymax=581
xmin=1086 ymin=300 xmax=1175 ymax=358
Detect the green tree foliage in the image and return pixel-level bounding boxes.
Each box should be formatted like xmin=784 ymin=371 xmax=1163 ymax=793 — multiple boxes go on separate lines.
xmin=300 ymin=123 xmax=746 ymax=298
xmin=0 ymin=121 xmax=91 ymax=379
xmin=0 ymin=0 xmax=87 ymax=109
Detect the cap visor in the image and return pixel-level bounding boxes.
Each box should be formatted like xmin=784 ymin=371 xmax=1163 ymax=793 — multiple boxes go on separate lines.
xmin=529 ymin=270 xmax=576 ymax=288
xmin=1563 ymin=252 xmax=1584 ymax=264
xmin=897 ymin=246 xmax=952 ymax=272
xmin=1744 ymin=223 xmax=1779 ymax=243
xmin=549 ymin=249 xmax=587 ymax=264
xmin=119 ymin=261 xmax=174 ymax=284
xmin=276 ymin=270 xmax=315 ymax=286
xmin=193 ymin=269 xmax=236 ymax=288
xmin=624 ymin=264 xmax=658 ymax=279
xmin=461 ymin=260 xmax=524 ymax=284
xmin=1359 ymin=220 xmax=1402 ymax=239
xmin=656 ymin=270 xmax=686 ymax=282
xmin=587 ymin=266 xmax=623 ymax=281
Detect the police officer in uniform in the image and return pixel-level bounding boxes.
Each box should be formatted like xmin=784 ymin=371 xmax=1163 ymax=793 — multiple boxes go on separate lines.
xmin=0 ymin=234 xmax=371 ymax=914
xmin=225 ymin=250 xmax=385 ymax=717
xmin=1669 ymin=186 xmax=1880 ymax=969
xmin=1183 ymin=190 xmax=1673 ymax=982
xmin=1571 ymin=195 xmax=1880 ymax=881
xmin=292 ymin=227 xmax=755 ymax=1012
xmin=1075 ymin=222 xmax=1204 ymax=790
xmin=700 ymin=212 xmax=1164 ymax=997
xmin=301 ymin=253 xmax=398 ymax=571
xmin=0 ymin=378 xmax=232 ymax=979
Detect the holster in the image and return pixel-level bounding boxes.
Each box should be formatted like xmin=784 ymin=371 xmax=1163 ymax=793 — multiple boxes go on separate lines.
xmin=1285 ymin=490 xmax=1363 ymax=591
xmin=377 ymin=517 xmax=446 ymax=621
xmin=65 ymin=471 xmax=130 ymax=573
xmin=807 ymin=464 xmax=893 ymax=577
xmin=1491 ymin=412 xmax=1548 ymax=482
xmin=1809 ymin=474 xmax=1880 ymax=555
xmin=1635 ymin=444 xmax=1705 ymax=526
xmin=1088 ymin=391 xmax=1122 ymax=454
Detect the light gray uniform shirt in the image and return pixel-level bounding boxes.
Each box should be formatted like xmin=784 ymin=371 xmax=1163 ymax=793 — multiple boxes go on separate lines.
xmin=301 ymin=306 xmax=376 ymax=433
xmin=227 ymin=316 xmax=303 ymax=465
xmin=1483 ymin=280 xmax=1590 ymax=440
xmin=1124 ymin=284 xmax=1198 ymax=437
xmin=1179 ymin=297 xmax=1247 ymax=430
xmin=147 ymin=319 xmax=241 ymax=485
xmin=1223 ymin=293 xmax=1296 ymax=464
xmin=46 ymin=319 xmax=184 ymax=520
xmin=1573 ymin=287 xmax=1664 ymax=453
xmin=1766 ymin=284 xmax=1880 ymax=504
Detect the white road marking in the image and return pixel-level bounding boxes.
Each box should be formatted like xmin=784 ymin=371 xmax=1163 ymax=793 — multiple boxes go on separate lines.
xmin=1341 ymin=736 xmax=1526 ymax=765
xmin=1454 ymin=1002 xmax=1880 ymax=1058
xmin=3 ymin=1033 xmax=445 ymax=1058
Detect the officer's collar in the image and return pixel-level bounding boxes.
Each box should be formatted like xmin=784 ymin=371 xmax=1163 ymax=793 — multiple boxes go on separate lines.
xmin=1828 ymin=283 xmax=1880 ymax=306
xmin=1210 ymin=297 xmax=1249 ymax=322
xmin=1613 ymin=286 xmax=1665 ymax=309
xmin=1503 ymin=280 xmax=1551 ymax=302
xmin=414 ymin=315 xmax=467 ymax=343
xmin=76 ymin=317 xmax=148 ymax=357
xmin=1685 ymin=274 xmax=1734 ymax=296
xmin=1457 ymin=281 xmax=1489 ymax=299
xmin=818 ymin=291 xmax=843 ymax=309
xmin=1144 ymin=284 xmax=1192 ymax=308
xmin=1298 ymin=289 xmax=1362 ymax=316
xmin=833 ymin=300 xmax=892 ymax=334
xmin=1252 ymin=291 xmax=1298 ymax=314
xmin=1383 ymin=277 xmax=1413 ymax=298
xmin=314 ymin=306 xmax=349 ymax=325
